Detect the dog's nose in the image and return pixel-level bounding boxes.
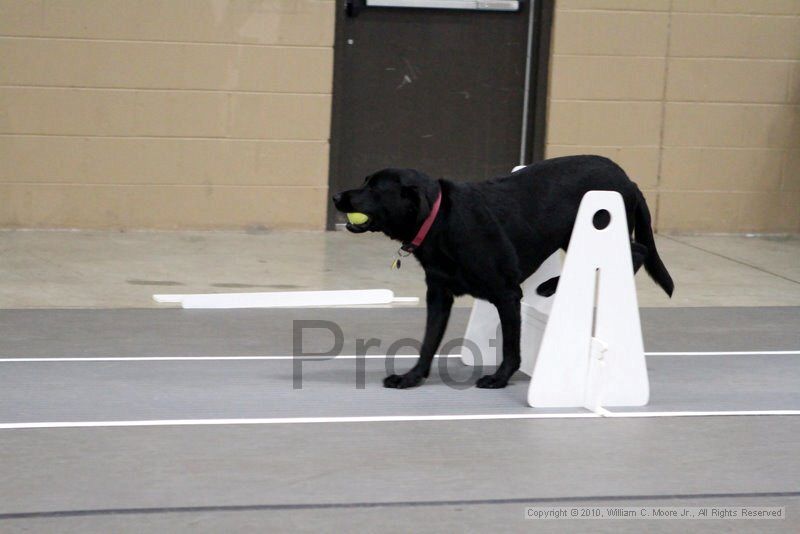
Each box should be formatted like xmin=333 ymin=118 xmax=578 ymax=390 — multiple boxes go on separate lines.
xmin=332 ymin=193 xmax=342 ymax=205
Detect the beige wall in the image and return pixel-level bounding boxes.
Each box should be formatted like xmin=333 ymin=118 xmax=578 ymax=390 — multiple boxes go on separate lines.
xmin=0 ymin=0 xmax=335 ymax=229
xmin=3 ymin=0 xmax=799 ymax=233
xmin=546 ymin=0 xmax=800 ymax=233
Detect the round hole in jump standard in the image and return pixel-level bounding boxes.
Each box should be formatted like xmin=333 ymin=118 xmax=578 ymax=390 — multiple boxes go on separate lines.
xmin=592 ymin=209 xmax=611 ymax=230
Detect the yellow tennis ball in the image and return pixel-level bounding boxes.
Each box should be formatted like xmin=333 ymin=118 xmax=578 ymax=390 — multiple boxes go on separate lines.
xmin=347 ymin=212 xmax=369 ymax=225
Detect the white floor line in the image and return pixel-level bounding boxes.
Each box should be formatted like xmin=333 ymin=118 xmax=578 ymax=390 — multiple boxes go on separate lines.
xmin=646 ymin=350 xmax=800 ymax=356
xmin=0 ymin=412 xmax=600 ymax=430
xmin=2 ymin=409 xmax=800 ymax=431
xmin=571 ymin=407 xmax=800 ymax=418
xmin=1 ymin=350 xmax=798 ymax=363
xmin=0 ymin=354 xmax=454 ymax=363
xmin=601 ymin=410 xmax=800 ymax=418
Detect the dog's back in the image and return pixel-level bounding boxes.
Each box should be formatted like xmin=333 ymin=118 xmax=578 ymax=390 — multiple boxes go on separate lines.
xmin=470 ymin=155 xmax=673 ymax=295
xmin=479 ymin=155 xmax=637 ymax=230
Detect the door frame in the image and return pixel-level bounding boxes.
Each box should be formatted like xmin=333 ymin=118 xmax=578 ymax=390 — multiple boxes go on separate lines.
xmin=326 ymin=0 xmax=554 ymax=230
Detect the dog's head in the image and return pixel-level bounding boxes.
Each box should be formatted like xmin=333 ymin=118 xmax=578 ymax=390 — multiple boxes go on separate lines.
xmin=332 ymin=168 xmax=439 ymax=242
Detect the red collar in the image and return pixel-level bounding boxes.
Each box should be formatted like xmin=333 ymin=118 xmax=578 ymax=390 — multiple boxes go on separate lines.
xmin=401 ymin=189 xmax=442 ymax=253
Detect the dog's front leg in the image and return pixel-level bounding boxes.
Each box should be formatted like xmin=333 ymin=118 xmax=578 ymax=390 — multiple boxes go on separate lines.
xmin=384 ymin=284 xmax=453 ymax=389
xmin=477 ymin=290 xmax=522 ymax=388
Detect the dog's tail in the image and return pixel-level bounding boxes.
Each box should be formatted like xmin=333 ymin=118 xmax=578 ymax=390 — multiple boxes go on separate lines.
xmin=633 ymin=187 xmax=674 ymax=297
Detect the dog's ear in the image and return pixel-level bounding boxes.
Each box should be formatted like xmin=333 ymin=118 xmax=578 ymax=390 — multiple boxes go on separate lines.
xmin=400 ymin=180 xmax=432 ymax=222
xmin=400 ymin=180 xmax=418 ymax=199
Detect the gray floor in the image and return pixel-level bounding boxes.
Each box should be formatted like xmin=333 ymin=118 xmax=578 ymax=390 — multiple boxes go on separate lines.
xmin=2 ymin=230 xmax=800 ymax=309
xmin=2 ymin=354 xmax=799 ymax=422
xmin=1 ymin=420 xmax=798 ymax=532
xmin=2 ymin=306 xmax=799 ymax=357
xmin=1 ymin=498 xmax=797 ymax=534
xmin=1 ymin=307 xmax=799 ymax=532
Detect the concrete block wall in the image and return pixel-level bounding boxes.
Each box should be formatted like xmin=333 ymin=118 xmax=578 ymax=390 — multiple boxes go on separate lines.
xmin=546 ymin=0 xmax=800 ymax=233
xmin=2 ymin=0 xmax=798 ymax=233
xmin=0 ymin=0 xmax=335 ymax=229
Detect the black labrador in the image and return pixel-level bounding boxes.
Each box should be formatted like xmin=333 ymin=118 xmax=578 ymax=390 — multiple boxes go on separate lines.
xmin=332 ymin=155 xmax=674 ymax=389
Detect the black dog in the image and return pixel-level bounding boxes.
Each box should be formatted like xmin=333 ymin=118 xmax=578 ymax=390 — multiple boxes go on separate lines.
xmin=333 ymin=155 xmax=674 ymax=389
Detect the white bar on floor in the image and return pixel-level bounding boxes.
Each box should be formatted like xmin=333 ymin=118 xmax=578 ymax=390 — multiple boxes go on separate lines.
xmin=153 ymin=289 xmax=407 ymax=309
xmin=152 ymin=294 xmax=183 ymax=303
xmin=391 ymin=297 xmax=420 ymax=304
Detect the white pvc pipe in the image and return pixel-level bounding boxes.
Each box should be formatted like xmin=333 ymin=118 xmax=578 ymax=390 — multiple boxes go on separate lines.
xmin=153 ymin=289 xmax=418 ymax=309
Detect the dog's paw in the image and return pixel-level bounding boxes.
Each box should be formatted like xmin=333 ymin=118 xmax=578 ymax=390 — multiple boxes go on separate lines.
xmin=383 ymin=372 xmax=425 ymax=389
xmin=536 ymin=277 xmax=559 ymax=297
xmin=476 ymin=374 xmax=510 ymax=389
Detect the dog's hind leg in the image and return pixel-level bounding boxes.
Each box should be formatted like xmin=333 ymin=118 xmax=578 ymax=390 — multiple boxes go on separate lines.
xmin=536 ymin=276 xmax=559 ymax=297
xmin=476 ymin=288 xmax=522 ymax=389
xmin=536 ymin=240 xmax=649 ymax=297
xmin=384 ymin=284 xmax=453 ymax=389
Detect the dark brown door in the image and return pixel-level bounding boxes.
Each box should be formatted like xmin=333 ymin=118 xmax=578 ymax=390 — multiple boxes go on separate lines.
xmin=327 ymin=0 xmax=552 ymax=228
